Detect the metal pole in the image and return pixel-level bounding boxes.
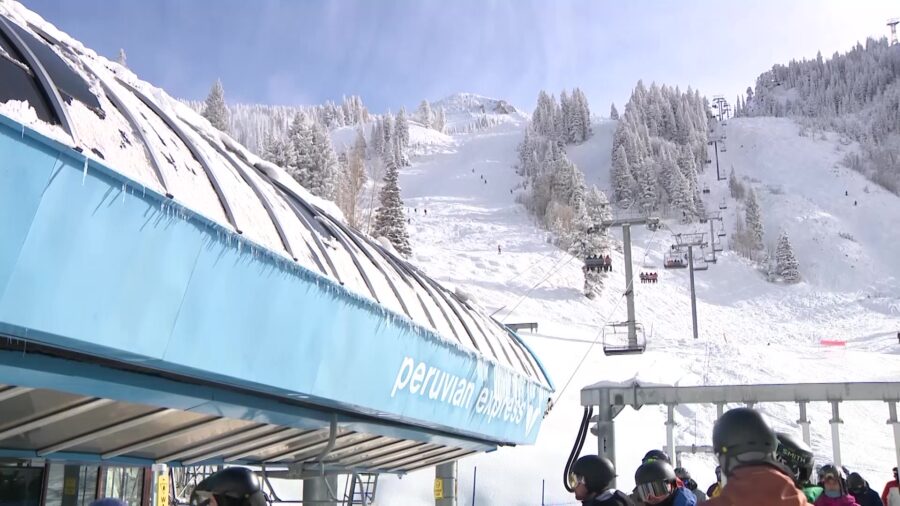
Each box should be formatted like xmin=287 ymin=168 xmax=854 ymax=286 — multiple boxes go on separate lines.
xmin=716 ymin=403 xmax=725 ymax=419
xmin=303 ymin=477 xmax=338 ymax=506
xmin=888 ymin=402 xmax=900 ymax=476
xmin=622 ymin=223 xmax=637 ymax=349
xmin=666 ymin=404 xmax=676 ymax=462
xmin=436 ymin=462 xmax=457 ymax=506
xmin=471 ymin=466 xmax=477 ymax=506
xmin=714 ymin=141 xmax=721 ymax=180
xmin=541 ymin=479 xmax=545 ymax=506
xmin=688 ymin=246 xmax=698 ymax=340
xmin=829 ymin=401 xmax=843 ymax=468
xmin=595 ymin=390 xmax=617 ymax=487
xmin=798 ymin=401 xmax=811 ymax=445
xmin=709 ymin=219 xmax=717 ymax=263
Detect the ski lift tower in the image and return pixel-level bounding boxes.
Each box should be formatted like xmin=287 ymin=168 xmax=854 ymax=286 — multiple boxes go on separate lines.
xmin=594 ymin=211 xmax=661 ymax=354
xmin=671 ymin=233 xmax=708 ymax=340
xmin=702 ymin=212 xmax=725 ymax=263
xmin=711 ymin=96 xmax=728 ymax=122
xmin=889 ymin=18 xmax=899 ymax=45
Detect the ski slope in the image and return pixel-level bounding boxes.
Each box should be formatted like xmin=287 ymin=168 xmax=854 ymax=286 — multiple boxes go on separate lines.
xmin=375 ymin=112 xmax=900 ymax=505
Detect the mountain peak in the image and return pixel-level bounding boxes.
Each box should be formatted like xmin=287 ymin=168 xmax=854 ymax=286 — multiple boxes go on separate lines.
xmin=433 ymin=92 xmax=521 ymax=116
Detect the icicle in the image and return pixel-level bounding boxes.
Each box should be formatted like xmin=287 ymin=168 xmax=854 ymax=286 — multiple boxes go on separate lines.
xmin=21 ymin=124 xmax=25 ymax=139
xmin=81 ymin=155 xmax=88 ymax=185
xmin=122 ymin=183 xmax=126 ymax=204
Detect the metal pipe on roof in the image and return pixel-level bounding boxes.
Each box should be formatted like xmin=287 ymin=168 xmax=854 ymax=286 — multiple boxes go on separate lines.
xmin=0 ymin=398 xmax=113 ymax=441
xmin=101 ymin=417 xmax=222 ymax=459
xmin=156 ymin=424 xmax=274 ymax=463
xmin=38 ymin=408 xmax=175 ymax=456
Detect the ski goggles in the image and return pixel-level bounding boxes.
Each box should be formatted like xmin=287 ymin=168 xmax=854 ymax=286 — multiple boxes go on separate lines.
xmin=635 ymin=480 xmax=674 ymax=504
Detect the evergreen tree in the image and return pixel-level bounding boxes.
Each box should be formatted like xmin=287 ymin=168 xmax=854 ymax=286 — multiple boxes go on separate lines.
xmin=744 ymin=189 xmax=765 ymax=252
xmin=728 ymin=167 xmax=745 ymax=199
xmin=117 ymin=48 xmax=127 ymax=67
xmin=610 ymin=102 xmax=619 ymax=120
xmin=337 ymin=135 xmax=367 ymax=228
xmin=202 ymin=79 xmax=229 ymax=132
xmin=262 ymin=131 xmax=289 ymax=168
xmin=418 ymin=100 xmax=433 ymax=129
xmin=434 ymin=106 xmax=446 ymax=133
xmin=775 ymin=230 xmax=800 ymax=282
xmin=612 ymin=144 xmax=633 ymax=205
xmin=370 ymin=118 xmax=384 ymax=158
xmin=395 ymin=108 xmax=411 ymax=166
xmin=373 ymin=149 xmax=411 ymax=256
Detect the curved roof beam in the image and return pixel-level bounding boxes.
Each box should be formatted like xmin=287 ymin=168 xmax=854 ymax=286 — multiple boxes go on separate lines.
xmin=115 ymin=78 xmax=241 ymax=234
xmin=0 ymin=17 xmax=74 ymax=141
xmin=193 ymin=127 xmax=297 ymax=260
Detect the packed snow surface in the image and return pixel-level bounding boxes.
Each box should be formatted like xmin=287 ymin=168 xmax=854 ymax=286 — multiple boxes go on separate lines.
xmin=358 ymin=115 xmax=900 ymax=505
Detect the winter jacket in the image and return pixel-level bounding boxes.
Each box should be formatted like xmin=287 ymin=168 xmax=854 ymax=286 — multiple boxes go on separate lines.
xmin=583 ymin=489 xmax=635 ymax=505
xmin=851 ymin=488 xmax=884 ymax=506
xmin=673 ymin=487 xmax=698 ymax=506
xmin=814 ymin=493 xmax=860 ymax=506
xmin=703 ymin=465 xmax=811 ymax=506
xmin=690 ymin=488 xmax=708 ymax=503
xmin=804 ymin=486 xmax=825 ymax=503
xmin=882 ymin=481 xmax=900 ymax=506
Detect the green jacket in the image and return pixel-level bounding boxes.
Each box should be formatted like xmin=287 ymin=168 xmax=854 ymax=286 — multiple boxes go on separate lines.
xmin=804 ymin=485 xmax=824 ymax=503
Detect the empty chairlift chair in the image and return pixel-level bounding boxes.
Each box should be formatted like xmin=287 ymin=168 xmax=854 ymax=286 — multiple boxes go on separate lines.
xmin=718 ymin=198 xmax=728 ymax=210
xmin=693 ymin=254 xmax=709 ymax=271
xmin=602 ymin=322 xmax=647 ymax=356
xmin=702 ymin=184 xmax=711 ymax=194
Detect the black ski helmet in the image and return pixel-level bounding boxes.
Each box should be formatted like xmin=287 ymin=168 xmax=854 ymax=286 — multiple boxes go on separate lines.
xmin=191 ymin=468 xmax=267 ymax=506
xmin=818 ymin=464 xmax=847 ymax=494
xmin=635 ymin=459 xmax=677 ymax=485
xmin=642 ymin=449 xmax=671 ymax=464
xmin=846 ymin=472 xmax=866 ymax=492
xmin=712 ymin=407 xmax=777 ymax=475
xmin=571 ymin=455 xmax=616 ymax=493
xmin=775 ymin=432 xmax=814 ymax=485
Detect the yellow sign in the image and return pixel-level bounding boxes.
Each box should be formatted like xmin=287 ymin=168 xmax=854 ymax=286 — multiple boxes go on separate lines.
xmin=433 ymin=478 xmax=443 ymax=499
xmin=63 ymin=478 xmax=77 ymax=496
xmin=156 ymin=475 xmax=170 ymax=506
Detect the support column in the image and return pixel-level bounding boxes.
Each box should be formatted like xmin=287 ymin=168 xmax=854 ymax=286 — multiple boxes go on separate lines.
xmin=594 ymin=390 xmax=617 ymax=487
xmin=666 ymin=404 xmax=677 ymax=462
xmin=798 ymin=401 xmax=811 ymax=446
xmin=435 ymin=462 xmax=457 ymax=506
xmin=622 ymin=224 xmax=637 ymax=349
xmin=303 ymin=476 xmax=338 ymax=506
xmin=150 ymin=464 xmax=168 ymax=506
xmin=745 ymin=402 xmax=756 ymax=409
xmin=829 ymin=401 xmax=843 ymax=468
xmin=716 ymin=403 xmax=724 ymax=419
xmin=688 ymin=246 xmax=698 ymax=340
xmin=888 ymin=402 xmax=900 ymax=475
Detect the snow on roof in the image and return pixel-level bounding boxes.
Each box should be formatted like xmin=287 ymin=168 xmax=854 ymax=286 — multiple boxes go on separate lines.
xmin=0 ymin=2 xmax=551 ymax=390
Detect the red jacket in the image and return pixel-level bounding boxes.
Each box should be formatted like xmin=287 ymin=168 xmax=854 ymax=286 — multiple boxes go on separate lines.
xmin=882 ymin=480 xmax=900 ymax=506
xmin=704 ymin=465 xmax=810 ymax=506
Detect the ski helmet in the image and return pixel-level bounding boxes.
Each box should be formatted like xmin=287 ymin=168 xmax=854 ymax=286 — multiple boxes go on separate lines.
xmin=818 ymin=464 xmax=847 ymax=494
xmin=634 ymin=460 xmax=677 ymax=505
xmin=712 ymin=407 xmax=778 ymax=476
xmin=846 ymin=472 xmax=866 ymax=493
xmin=642 ymin=449 xmax=671 ymax=464
xmin=775 ymin=432 xmax=814 ymax=485
xmin=571 ymin=455 xmax=616 ymax=493
xmin=191 ymin=468 xmax=268 ymax=506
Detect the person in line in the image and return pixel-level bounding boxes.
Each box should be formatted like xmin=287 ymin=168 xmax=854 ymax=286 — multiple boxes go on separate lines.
xmin=640 ymin=273 xmax=647 ymax=284
xmin=651 ymin=272 xmax=658 ymax=283
xmin=604 ymin=254 xmax=612 ymax=272
xmin=704 ymin=407 xmax=809 ymax=505
xmin=881 ymin=468 xmax=899 ymax=506
xmin=675 ymin=467 xmax=707 ymax=503
xmin=815 ymin=465 xmax=860 ymax=506
xmin=705 ymin=467 xmax=723 ymax=499
xmin=633 ymin=459 xmax=696 ymax=506
xmin=847 ymin=472 xmax=883 ymax=506
xmin=775 ymin=432 xmax=822 ymax=502
xmin=571 ymin=455 xmax=634 ymax=505
xmin=498 ymin=244 xmax=502 ymax=254
xmin=190 ymin=467 xmax=269 ymax=506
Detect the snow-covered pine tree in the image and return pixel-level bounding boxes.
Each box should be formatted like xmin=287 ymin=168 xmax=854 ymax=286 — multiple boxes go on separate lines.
xmin=117 ymin=48 xmax=127 ymax=67
xmin=744 ymin=189 xmax=765 ymax=253
xmin=574 ymin=88 xmax=592 ymax=141
xmin=262 ymin=131 xmax=289 ymax=168
xmin=370 ymin=118 xmax=384 ymax=159
xmin=612 ymin=144 xmax=633 ymax=206
xmin=373 ymin=147 xmax=411 ymax=256
xmin=610 ymin=102 xmax=619 ymax=120
xmin=434 ymin=106 xmax=446 ymax=133
xmin=395 ymin=108 xmax=410 ymax=166
xmin=728 ymin=167 xmax=745 ymax=199
xmin=560 ymin=91 xmax=573 ymax=143
xmin=202 ymin=79 xmax=229 ymax=132
xmin=577 ymin=186 xmax=612 ymax=297
xmin=775 ymin=230 xmax=800 ymax=282
xmin=309 ymin=122 xmax=340 ymax=200
xmin=417 ymin=100 xmax=433 ymax=129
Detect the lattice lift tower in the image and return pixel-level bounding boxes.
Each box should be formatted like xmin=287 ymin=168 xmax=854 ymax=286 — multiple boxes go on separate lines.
xmin=889 ymin=18 xmax=899 ymax=46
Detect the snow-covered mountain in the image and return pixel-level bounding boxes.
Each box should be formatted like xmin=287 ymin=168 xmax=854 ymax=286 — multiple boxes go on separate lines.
xmin=369 ymin=110 xmax=900 ymax=505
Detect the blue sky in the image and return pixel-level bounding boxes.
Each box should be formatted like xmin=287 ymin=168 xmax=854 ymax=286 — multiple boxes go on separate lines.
xmin=21 ymin=0 xmax=899 ymax=114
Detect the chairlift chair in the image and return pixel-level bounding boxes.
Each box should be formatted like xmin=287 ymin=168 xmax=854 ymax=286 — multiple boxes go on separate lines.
xmin=718 ymin=198 xmax=728 ymax=210
xmin=720 ymin=146 xmax=727 ymax=152
xmin=602 ymin=322 xmax=647 ymax=356
xmin=693 ymin=255 xmax=709 ymax=271
xmin=664 ymin=250 xmax=687 ymax=269
xmin=702 ymin=184 xmax=711 ymax=194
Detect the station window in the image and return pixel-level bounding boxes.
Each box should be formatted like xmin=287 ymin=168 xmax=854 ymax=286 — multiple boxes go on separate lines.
xmin=45 ymin=464 xmax=97 ymax=506
xmin=0 ymin=465 xmax=44 ymax=506
xmin=102 ymin=468 xmax=143 ymax=506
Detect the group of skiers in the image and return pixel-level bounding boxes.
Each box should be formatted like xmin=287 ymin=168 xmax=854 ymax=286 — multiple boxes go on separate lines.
xmin=570 ymin=406 xmax=900 ymax=506
xmin=639 ymin=272 xmax=659 ymax=283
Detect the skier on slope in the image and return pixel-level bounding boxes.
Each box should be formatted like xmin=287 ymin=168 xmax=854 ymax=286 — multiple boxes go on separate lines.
xmin=776 ymin=431 xmax=823 ymax=503
xmin=815 ymin=465 xmax=860 ymax=506
xmin=703 ymin=407 xmax=809 ymax=506
xmin=570 ymin=455 xmax=634 ymax=505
